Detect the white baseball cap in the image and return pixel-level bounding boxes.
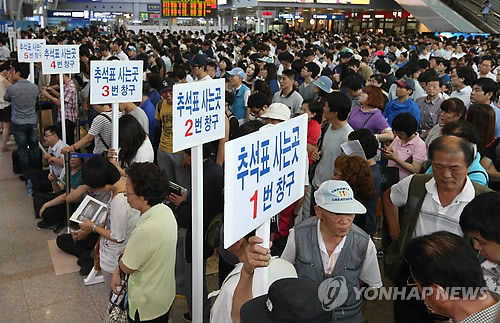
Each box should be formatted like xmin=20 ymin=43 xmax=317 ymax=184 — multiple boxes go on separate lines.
xmin=261 ymin=103 xmax=290 ymax=122
xmin=314 ymin=180 xmax=366 ymax=214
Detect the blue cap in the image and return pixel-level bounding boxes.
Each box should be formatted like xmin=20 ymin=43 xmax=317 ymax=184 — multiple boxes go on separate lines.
xmin=189 ymin=54 xmax=208 ymax=67
xmin=313 ymin=76 xmax=333 ymax=94
xmin=228 ymin=67 xmax=245 ymax=79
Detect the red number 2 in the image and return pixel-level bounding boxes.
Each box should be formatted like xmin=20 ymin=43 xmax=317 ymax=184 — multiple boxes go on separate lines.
xmin=50 ymin=61 xmax=56 ymax=68
xmin=250 ymin=190 xmax=258 ymax=219
xmin=185 ymin=119 xmax=193 ymax=137
xmin=102 ymin=85 xmax=109 ymax=97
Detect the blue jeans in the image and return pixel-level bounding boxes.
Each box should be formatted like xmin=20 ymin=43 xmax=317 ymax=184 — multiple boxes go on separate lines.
xmin=12 ymin=123 xmax=40 ymax=173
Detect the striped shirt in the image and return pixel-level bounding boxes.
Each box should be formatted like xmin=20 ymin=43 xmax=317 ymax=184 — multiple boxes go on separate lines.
xmin=88 ymin=110 xmax=123 ymax=154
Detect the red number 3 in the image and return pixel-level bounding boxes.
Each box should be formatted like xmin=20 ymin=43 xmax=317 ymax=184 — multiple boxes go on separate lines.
xmin=102 ymin=85 xmax=109 ymax=97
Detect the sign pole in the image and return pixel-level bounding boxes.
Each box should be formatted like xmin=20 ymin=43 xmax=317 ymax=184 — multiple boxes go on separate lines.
xmin=192 ymin=143 xmax=204 ymax=323
xmin=252 ymin=219 xmax=270 ymax=297
xmin=59 ymin=73 xmax=67 ymax=145
xmin=111 ymin=102 xmax=119 ymax=150
xmin=29 ymin=62 xmax=34 ymax=84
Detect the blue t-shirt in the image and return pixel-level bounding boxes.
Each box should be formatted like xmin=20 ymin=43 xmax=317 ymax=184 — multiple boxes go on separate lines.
xmin=141 ymin=98 xmax=157 ymax=148
xmin=383 ymin=98 xmax=421 ymax=127
xmin=148 ymin=89 xmax=162 ymax=107
xmin=426 ymin=152 xmax=489 ymax=187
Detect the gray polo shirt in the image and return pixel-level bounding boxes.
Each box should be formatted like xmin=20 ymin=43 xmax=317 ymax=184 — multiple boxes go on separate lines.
xmin=272 ymin=89 xmax=303 ymax=117
xmin=5 ymin=79 xmax=40 ymax=125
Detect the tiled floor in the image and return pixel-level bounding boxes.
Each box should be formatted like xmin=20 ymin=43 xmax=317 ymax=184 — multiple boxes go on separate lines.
xmin=0 ymin=137 xmax=394 ymax=323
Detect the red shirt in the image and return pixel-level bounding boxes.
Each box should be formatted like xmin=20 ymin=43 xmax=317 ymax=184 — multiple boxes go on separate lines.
xmin=307 ymin=119 xmax=321 ymax=164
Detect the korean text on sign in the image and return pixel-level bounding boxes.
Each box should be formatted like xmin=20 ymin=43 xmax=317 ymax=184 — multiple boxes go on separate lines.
xmin=90 ymin=60 xmax=144 ymax=104
xmin=17 ymin=39 xmax=46 ymax=63
xmin=224 ymin=114 xmax=308 ymax=248
xmin=172 ymin=79 xmax=225 ymax=152
xmin=41 ymin=45 xmax=80 ymax=74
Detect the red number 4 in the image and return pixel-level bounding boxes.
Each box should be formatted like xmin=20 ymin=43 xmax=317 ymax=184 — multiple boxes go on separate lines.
xmin=50 ymin=61 xmax=56 ymax=68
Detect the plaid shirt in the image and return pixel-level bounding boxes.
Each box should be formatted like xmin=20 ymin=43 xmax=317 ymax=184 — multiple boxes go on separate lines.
xmin=449 ymin=297 xmax=500 ymax=323
xmin=58 ymin=80 xmax=78 ymax=123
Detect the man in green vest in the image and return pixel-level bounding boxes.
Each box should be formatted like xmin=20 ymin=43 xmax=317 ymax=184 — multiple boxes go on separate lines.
xmin=384 ymin=135 xmax=492 ymax=323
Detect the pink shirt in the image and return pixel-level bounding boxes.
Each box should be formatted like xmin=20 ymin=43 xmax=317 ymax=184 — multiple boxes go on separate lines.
xmin=388 ymin=134 xmax=427 ymax=179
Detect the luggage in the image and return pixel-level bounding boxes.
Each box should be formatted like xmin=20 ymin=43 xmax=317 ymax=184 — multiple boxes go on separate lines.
xmin=12 ymin=149 xmax=21 ymax=174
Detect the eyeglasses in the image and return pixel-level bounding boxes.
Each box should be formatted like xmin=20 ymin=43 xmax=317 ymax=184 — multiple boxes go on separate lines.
xmin=124 ymin=189 xmax=136 ymax=197
xmin=44 ymin=133 xmax=56 ymax=138
xmin=250 ymin=107 xmax=264 ymax=117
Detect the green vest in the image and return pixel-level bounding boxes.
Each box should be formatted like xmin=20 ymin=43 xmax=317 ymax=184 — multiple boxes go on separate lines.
xmin=384 ymin=174 xmax=492 ymax=282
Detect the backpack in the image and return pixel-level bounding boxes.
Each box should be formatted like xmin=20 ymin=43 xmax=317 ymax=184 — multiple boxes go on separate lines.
xmin=205 ymin=212 xmax=223 ymax=249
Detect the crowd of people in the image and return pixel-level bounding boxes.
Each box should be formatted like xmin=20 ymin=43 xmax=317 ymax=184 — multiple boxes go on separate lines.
xmin=3 ymin=25 xmax=500 ymax=322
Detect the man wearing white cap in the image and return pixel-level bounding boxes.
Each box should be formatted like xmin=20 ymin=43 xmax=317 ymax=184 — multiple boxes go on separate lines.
xmin=260 ymin=103 xmax=290 ymax=125
xmin=239 ymin=180 xmax=382 ymax=323
xmin=282 ymin=180 xmax=382 ymax=322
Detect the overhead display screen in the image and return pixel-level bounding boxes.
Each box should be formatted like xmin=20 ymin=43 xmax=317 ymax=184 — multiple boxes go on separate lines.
xmin=162 ymin=0 xmax=217 ymax=17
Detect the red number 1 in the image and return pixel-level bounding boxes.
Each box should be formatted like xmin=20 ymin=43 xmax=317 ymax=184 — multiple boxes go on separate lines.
xmin=250 ymin=190 xmax=258 ymax=219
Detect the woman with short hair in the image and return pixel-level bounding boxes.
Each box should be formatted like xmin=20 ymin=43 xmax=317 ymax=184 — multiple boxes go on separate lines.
xmin=111 ymin=162 xmax=177 ymax=323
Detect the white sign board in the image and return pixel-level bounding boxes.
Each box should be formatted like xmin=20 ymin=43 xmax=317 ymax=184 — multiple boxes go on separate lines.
xmin=224 ymin=114 xmax=308 ymax=248
xmin=41 ymin=45 xmax=80 ymax=75
xmin=172 ymin=79 xmax=225 ymax=152
xmin=17 ymin=39 xmax=46 ymax=62
xmin=90 ymin=60 xmax=143 ymax=104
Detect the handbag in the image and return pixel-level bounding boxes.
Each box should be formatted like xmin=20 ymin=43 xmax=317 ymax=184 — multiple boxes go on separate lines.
xmin=104 ymin=271 xmax=129 ymax=323
xmin=379 ymin=161 xmax=400 ymax=192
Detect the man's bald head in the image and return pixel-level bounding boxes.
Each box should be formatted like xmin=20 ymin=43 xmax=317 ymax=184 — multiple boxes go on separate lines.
xmin=428 ymin=135 xmax=474 ymax=167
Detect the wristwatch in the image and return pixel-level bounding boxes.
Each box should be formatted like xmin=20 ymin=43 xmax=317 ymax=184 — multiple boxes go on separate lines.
xmin=92 ymin=224 xmax=97 ymax=233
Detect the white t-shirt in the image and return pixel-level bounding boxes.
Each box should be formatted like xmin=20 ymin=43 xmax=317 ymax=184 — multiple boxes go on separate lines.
xmin=281 ymin=220 xmax=382 ymax=288
xmin=450 ymin=86 xmax=472 ymax=109
xmin=210 ymin=257 xmax=297 ymax=323
xmin=99 ymin=193 xmax=140 ymax=273
xmin=390 ymin=174 xmax=475 ymax=238
xmin=478 ymin=71 xmax=497 ymax=82
xmin=197 ymin=74 xmax=213 ymax=82
xmin=132 ymin=138 xmax=154 ymax=164
xmin=48 ymin=139 xmax=67 ymax=178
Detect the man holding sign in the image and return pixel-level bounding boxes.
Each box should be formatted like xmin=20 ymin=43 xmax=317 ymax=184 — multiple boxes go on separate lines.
xmin=232 ymin=180 xmax=382 ymax=323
